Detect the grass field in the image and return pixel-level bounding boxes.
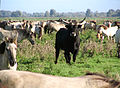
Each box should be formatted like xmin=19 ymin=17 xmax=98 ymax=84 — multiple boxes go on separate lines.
xmin=16 ymin=30 xmax=120 ymax=80
xmin=1 ymin=17 xmax=120 ymax=80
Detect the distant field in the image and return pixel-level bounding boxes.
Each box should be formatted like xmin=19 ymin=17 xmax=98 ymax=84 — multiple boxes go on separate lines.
xmin=0 ymin=17 xmax=120 ymax=21
xmin=1 ymin=17 xmax=120 ymax=80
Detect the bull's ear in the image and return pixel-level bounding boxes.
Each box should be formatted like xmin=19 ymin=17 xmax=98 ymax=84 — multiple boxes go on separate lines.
xmin=78 ymin=25 xmax=82 ymax=28
xmin=65 ymin=24 xmax=70 ymax=29
xmin=65 ymin=23 xmax=72 ymax=29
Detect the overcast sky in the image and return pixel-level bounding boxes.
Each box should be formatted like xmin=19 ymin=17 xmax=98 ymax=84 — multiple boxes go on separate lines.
xmin=1 ymin=0 xmax=120 ymax=13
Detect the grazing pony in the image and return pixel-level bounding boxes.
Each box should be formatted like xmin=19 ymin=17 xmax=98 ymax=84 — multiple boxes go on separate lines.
xmin=44 ymin=21 xmax=66 ymax=34
xmin=29 ymin=23 xmax=44 ymax=39
xmin=0 ymin=28 xmax=35 ymax=45
xmin=97 ymin=25 xmax=118 ymax=40
xmin=0 ymin=36 xmax=17 ymax=70
xmin=84 ymin=20 xmax=96 ymax=30
xmin=55 ymin=23 xmax=81 ymax=64
xmin=103 ymin=20 xmax=112 ymax=28
xmin=112 ymin=21 xmax=120 ymax=28
xmin=0 ymin=70 xmax=120 ymax=88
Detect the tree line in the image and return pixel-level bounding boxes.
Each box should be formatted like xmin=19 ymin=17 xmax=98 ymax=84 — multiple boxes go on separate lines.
xmin=0 ymin=9 xmax=120 ymax=17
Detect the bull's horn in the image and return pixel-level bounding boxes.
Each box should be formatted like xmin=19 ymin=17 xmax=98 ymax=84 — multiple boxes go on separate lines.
xmin=80 ymin=17 xmax=86 ymax=23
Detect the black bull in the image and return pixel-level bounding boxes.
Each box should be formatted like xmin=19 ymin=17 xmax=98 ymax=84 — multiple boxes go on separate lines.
xmin=55 ymin=23 xmax=81 ymax=64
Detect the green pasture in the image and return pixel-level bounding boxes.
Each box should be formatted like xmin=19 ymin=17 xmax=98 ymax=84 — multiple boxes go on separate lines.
xmin=1 ymin=17 xmax=120 ymax=80
xmin=17 ymin=30 xmax=120 ymax=80
xmin=0 ymin=17 xmax=119 ymax=22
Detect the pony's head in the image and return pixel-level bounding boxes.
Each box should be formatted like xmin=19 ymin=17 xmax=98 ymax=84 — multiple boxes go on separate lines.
xmin=26 ymin=30 xmax=35 ymax=45
xmin=4 ymin=36 xmax=17 ymax=67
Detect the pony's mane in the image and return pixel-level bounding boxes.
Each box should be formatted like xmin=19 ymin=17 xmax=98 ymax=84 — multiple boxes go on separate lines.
xmin=86 ymin=72 xmax=120 ymax=88
xmin=90 ymin=20 xmax=96 ymax=24
xmin=99 ymin=25 xmax=108 ymax=30
xmin=86 ymin=72 xmax=106 ymax=78
xmin=0 ymin=41 xmax=6 ymax=54
xmin=12 ymin=29 xmax=29 ymax=36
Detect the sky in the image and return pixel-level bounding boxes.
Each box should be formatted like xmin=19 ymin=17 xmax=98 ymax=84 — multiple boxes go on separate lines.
xmin=0 ymin=0 xmax=120 ymax=13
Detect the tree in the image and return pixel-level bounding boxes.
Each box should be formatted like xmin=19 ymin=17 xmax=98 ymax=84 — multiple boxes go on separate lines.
xmin=50 ymin=9 xmax=56 ymax=17
xmin=0 ymin=10 xmax=11 ymax=17
xmin=107 ymin=9 xmax=115 ymax=17
xmin=114 ymin=9 xmax=120 ymax=17
xmin=44 ymin=11 xmax=50 ymax=17
xmin=33 ymin=12 xmax=40 ymax=17
xmin=86 ymin=9 xmax=92 ymax=17
xmin=94 ymin=11 xmax=99 ymax=17
xmin=11 ymin=11 xmax=22 ymax=17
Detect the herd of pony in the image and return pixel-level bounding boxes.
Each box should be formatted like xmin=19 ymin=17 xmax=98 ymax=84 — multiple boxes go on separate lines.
xmin=0 ymin=17 xmax=120 ymax=88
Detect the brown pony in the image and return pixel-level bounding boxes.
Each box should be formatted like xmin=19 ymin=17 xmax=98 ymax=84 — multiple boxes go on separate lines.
xmin=0 ymin=28 xmax=35 ymax=45
xmin=0 ymin=70 xmax=119 ymax=88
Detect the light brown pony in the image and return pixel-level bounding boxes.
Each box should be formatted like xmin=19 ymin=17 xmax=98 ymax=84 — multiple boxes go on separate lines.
xmin=0 ymin=70 xmax=119 ymax=88
xmin=0 ymin=36 xmax=17 ymax=71
xmin=0 ymin=28 xmax=35 ymax=45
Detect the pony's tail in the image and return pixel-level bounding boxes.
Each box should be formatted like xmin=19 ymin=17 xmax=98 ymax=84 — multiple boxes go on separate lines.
xmin=86 ymin=72 xmax=120 ymax=88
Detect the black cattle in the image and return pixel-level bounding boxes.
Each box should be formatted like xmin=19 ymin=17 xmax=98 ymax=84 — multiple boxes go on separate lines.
xmin=55 ymin=23 xmax=81 ymax=64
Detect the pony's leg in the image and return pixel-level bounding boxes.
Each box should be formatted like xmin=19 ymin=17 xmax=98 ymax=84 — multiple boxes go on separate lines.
xmin=111 ymin=36 xmax=112 ymax=41
xmin=34 ymin=33 xmax=36 ymax=38
xmin=38 ymin=29 xmax=42 ymax=39
xmin=108 ymin=36 xmax=109 ymax=40
xmin=101 ymin=36 xmax=104 ymax=43
xmin=113 ymin=38 xmax=115 ymax=43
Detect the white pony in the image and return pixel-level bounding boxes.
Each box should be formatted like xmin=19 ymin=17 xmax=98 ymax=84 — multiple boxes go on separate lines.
xmin=97 ymin=25 xmax=118 ymax=40
xmin=0 ymin=36 xmax=17 ymax=70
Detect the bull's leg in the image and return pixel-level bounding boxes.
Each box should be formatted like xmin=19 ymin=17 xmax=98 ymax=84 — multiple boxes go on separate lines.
xmin=68 ymin=52 xmax=71 ymax=64
xmin=73 ymin=50 xmax=79 ymax=62
xmin=64 ymin=51 xmax=71 ymax=64
xmin=55 ymin=48 xmax=60 ymax=64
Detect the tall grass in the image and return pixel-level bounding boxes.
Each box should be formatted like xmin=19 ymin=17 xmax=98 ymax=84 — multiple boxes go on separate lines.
xmin=16 ymin=30 xmax=120 ymax=80
xmin=0 ymin=17 xmax=120 ymax=80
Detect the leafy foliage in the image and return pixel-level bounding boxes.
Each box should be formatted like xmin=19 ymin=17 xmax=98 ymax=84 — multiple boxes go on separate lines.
xmin=15 ymin=21 xmax=120 ymax=81
xmin=1 ymin=17 xmax=120 ymax=80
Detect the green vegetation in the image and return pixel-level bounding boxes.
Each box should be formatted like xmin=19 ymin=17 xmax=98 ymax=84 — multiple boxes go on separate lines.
xmin=1 ymin=17 xmax=120 ymax=80
xmin=17 ymin=30 xmax=120 ymax=80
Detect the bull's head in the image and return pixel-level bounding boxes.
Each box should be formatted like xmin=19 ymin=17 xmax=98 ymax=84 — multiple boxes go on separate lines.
xmin=66 ymin=23 xmax=82 ymax=37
